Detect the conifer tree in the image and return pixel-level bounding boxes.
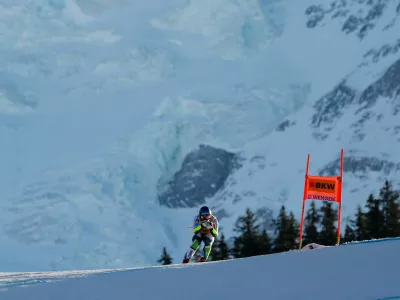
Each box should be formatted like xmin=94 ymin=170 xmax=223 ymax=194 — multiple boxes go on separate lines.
xmin=318 ymin=202 xmax=337 ymax=245
xmin=273 ymin=205 xmax=289 ymax=253
xmin=273 ymin=206 xmax=298 ymax=252
xmin=342 ymin=223 xmax=356 ymax=243
xmin=351 ymin=205 xmax=368 ymax=241
xmin=364 ymin=193 xmax=384 ymax=239
xmin=379 ymin=180 xmax=400 ymax=237
xmin=286 ymin=211 xmax=300 ymax=249
xmin=303 ymin=201 xmax=320 ymax=245
xmin=157 ymin=247 xmax=173 ymax=265
xmin=212 ymin=233 xmax=230 ymax=261
xmin=258 ymin=229 xmax=272 ymax=255
xmin=231 ymin=208 xmax=261 ymax=258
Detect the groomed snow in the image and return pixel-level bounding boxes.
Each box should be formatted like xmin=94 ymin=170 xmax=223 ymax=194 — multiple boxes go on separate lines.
xmin=1 ymin=238 xmax=400 ymax=300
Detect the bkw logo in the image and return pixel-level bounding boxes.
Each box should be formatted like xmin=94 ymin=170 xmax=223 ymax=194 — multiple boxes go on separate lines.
xmin=316 ymin=182 xmax=335 ymax=190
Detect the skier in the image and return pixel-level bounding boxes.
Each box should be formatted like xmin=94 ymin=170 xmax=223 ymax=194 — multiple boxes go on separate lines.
xmin=182 ymin=206 xmax=219 ymax=263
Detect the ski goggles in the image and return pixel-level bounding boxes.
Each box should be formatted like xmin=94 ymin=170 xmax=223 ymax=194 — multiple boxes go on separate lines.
xmin=200 ymin=215 xmax=211 ymax=220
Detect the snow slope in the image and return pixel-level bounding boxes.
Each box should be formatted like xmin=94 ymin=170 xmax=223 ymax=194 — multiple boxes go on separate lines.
xmin=207 ymin=0 xmax=400 ymax=237
xmin=0 ymin=0 xmax=304 ymax=270
xmin=1 ymin=238 xmax=400 ymax=300
xmin=0 ymin=0 xmax=310 ymax=271
xmin=1 ymin=0 xmax=400 ymax=271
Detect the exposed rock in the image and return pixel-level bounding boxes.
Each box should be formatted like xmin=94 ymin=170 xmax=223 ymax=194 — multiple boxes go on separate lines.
xmin=361 ymin=39 xmax=400 ymax=66
xmin=158 ymin=144 xmax=240 ymax=208
xmin=357 ymin=59 xmax=400 ymax=112
xmin=305 ymin=0 xmax=393 ymax=39
xmin=276 ymin=119 xmax=296 ymax=132
xmin=311 ymin=58 xmax=400 ymax=140
xmin=319 ymin=155 xmax=400 ymax=179
xmin=311 ymin=82 xmax=356 ymax=129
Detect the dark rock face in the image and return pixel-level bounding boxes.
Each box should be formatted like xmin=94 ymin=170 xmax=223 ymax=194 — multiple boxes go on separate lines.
xmin=362 ymin=39 xmax=400 ymax=66
xmin=310 ymin=58 xmax=400 ymax=141
xmin=319 ymin=155 xmax=400 ymax=179
xmin=311 ymin=82 xmax=356 ymax=129
xmin=276 ymin=119 xmax=296 ymax=132
xmin=357 ymin=59 xmax=400 ymax=112
xmin=305 ymin=0 xmax=396 ymax=39
xmin=157 ymin=144 xmax=239 ymax=208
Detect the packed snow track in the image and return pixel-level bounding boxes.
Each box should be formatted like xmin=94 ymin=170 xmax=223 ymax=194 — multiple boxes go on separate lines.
xmin=0 ymin=238 xmax=399 ymax=300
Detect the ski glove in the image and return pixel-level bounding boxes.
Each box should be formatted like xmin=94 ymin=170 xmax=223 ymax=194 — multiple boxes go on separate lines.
xmin=211 ymin=228 xmax=218 ymax=237
xmin=193 ymin=219 xmax=218 ymax=236
xmin=202 ymin=221 xmax=213 ymax=229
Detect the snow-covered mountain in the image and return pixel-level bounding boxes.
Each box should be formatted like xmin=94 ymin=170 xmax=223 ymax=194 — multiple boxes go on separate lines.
xmin=211 ymin=0 xmax=400 ymax=236
xmin=0 ymin=0 xmax=399 ymax=271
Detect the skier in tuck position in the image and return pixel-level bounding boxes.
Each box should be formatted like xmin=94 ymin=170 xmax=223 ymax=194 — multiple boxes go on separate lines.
xmin=182 ymin=206 xmax=219 ymax=263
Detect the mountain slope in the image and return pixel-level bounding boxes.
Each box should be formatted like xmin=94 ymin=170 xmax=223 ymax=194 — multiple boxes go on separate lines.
xmin=1 ymin=239 xmax=400 ymax=299
xmin=1 ymin=0 xmax=400 ymax=271
xmin=206 ymin=0 xmax=400 ymax=238
xmin=214 ymin=55 xmax=400 ymax=238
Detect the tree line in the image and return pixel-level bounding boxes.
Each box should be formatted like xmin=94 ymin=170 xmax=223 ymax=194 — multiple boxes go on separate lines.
xmin=157 ymin=180 xmax=400 ymax=265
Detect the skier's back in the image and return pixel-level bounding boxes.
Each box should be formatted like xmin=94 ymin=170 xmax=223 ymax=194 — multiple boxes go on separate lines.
xmin=182 ymin=206 xmax=219 ymax=263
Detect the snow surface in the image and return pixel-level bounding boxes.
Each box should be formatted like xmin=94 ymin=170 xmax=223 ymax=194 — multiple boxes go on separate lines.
xmin=0 ymin=0 xmax=310 ymax=271
xmin=1 ymin=0 xmax=400 ymax=271
xmin=1 ymin=238 xmax=400 ymax=299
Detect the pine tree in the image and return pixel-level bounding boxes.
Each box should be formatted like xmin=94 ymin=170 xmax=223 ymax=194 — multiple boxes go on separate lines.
xmin=212 ymin=233 xmax=230 ymax=261
xmin=351 ymin=205 xmax=368 ymax=241
xmin=286 ymin=211 xmax=300 ymax=249
xmin=379 ymin=180 xmax=400 ymax=237
xmin=273 ymin=205 xmax=289 ymax=253
xmin=157 ymin=247 xmax=173 ymax=265
xmin=258 ymin=229 xmax=272 ymax=255
xmin=231 ymin=208 xmax=261 ymax=258
xmin=303 ymin=201 xmax=320 ymax=245
xmin=342 ymin=223 xmax=356 ymax=243
xmin=318 ymin=202 xmax=338 ymax=245
xmin=364 ymin=193 xmax=384 ymax=239
xmin=273 ymin=206 xmax=298 ymax=252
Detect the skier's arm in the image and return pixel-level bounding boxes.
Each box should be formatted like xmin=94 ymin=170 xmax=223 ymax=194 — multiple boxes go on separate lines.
xmin=210 ymin=218 xmax=219 ymax=237
xmin=193 ymin=224 xmax=202 ymax=233
xmin=193 ymin=217 xmax=202 ymax=234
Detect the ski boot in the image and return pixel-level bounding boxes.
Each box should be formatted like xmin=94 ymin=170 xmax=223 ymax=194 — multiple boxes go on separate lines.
xmin=197 ymin=257 xmax=206 ymax=263
xmin=182 ymin=258 xmax=190 ymax=264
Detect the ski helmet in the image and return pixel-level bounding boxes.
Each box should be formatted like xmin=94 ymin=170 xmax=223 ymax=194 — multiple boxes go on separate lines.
xmin=199 ymin=206 xmax=211 ymax=217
